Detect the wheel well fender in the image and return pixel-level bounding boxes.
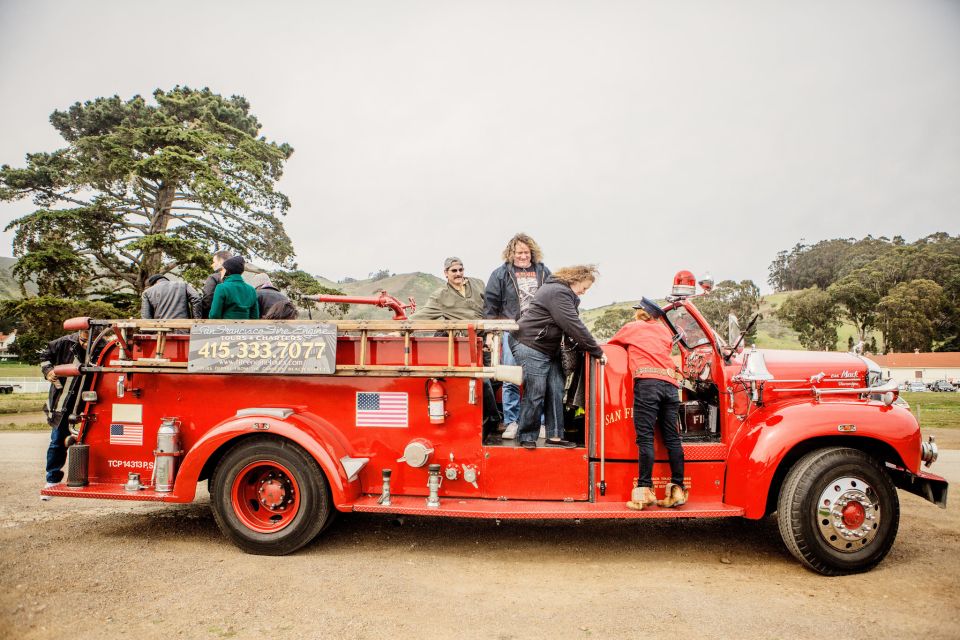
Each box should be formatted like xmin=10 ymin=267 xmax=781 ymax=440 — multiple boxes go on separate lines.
xmin=725 ymin=401 xmax=918 ymax=519
xmin=171 ymin=411 xmax=360 ymax=507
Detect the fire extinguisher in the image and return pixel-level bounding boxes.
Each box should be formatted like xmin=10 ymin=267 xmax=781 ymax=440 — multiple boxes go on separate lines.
xmin=153 ymin=417 xmax=182 ymax=492
xmin=426 ymin=378 xmax=447 ymax=424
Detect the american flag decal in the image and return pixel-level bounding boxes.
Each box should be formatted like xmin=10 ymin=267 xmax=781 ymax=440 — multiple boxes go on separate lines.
xmin=356 ymin=392 xmax=408 ymax=427
xmin=110 ymin=423 xmax=143 ymax=446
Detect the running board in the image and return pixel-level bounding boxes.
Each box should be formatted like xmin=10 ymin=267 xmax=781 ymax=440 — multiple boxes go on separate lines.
xmin=352 ymin=495 xmax=744 ymax=519
xmin=41 ymin=482 xmax=176 ymax=502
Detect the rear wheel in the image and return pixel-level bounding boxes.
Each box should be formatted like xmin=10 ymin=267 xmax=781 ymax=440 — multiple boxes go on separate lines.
xmin=777 ymin=447 xmax=899 ymax=576
xmin=211 ymin=436 xmax=331 ymax=555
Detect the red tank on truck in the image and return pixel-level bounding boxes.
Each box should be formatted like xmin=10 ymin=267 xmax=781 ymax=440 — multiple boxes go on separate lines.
xmin=43 ymin=273 xmax=947 ymax=576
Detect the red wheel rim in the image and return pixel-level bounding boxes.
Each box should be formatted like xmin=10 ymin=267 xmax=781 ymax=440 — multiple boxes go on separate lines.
xmin=231 ymin=460 xmax=301 ymax=533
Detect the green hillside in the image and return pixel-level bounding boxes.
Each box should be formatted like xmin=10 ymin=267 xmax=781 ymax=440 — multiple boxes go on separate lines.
xmin=313 ymin=272 xmax=444 ymax=319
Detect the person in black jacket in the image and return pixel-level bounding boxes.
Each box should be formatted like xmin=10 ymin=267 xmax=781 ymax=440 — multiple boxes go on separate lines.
xmin=141 ymin=275 xmax=202 ymax=319
xmin=250 ymin=273 xmax=290 ymax=318
xmin=483 ymin=233 xmax=551 ymax=440
xmin=514 ymin=265 xmax=606 ymax=449
xmin=201 ymin=250 xmax=233 ymax=319
xmin=39 ymin=330 xmax=89 ymax=495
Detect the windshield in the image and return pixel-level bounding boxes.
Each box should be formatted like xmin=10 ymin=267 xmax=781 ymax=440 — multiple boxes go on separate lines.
xmin=664 ymin=304 xmax=712 ymax=350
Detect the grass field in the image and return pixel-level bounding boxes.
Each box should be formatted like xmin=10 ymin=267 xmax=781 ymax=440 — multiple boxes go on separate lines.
xmin=901 ymin=392 xmax=960 ymax=430
xmin=0 ymin=420 xmax=46 ymax=431
xmin=0 ymin=363 xmax=40 ymax=378
xmin=0 ymin=391 xmax=46 ymax=431
xmin=0 ymin=392 xmax=46 ymax=415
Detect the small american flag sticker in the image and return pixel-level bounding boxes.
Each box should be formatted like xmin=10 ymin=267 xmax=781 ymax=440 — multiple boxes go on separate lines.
xmin=356 ymin=392 xmax=408 ymax=427
xmin=110 ymin=423 xmax=144 ymax=446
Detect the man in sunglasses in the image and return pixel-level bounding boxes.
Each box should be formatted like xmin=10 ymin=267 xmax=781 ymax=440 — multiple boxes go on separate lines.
xmin=413 ymin=257 xmax=502 ymax=443
xmin=39 ymin=328 xmax=90 ymax=498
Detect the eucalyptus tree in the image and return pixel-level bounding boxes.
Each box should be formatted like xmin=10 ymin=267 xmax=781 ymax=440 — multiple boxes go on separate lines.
xmin=1 ymin=86 xmax=295 ymax=296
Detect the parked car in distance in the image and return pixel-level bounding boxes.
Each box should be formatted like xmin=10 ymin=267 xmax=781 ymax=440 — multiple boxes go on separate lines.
xmin=929 ymin=380 xmax=957 ymax=392
xmin=908 ymin=381 xmax=928 ymax=392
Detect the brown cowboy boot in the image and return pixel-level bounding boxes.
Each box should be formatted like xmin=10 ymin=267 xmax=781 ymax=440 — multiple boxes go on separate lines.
xmin=657 ymin=483 xmax=689 ymax=508
xmin=626 ymin=486 xmax=658 ymax=510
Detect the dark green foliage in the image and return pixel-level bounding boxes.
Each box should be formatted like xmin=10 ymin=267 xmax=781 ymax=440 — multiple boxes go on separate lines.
xmin=770 ymin=234 xmax=960 ymax=352
xmin=877 ymin=280 xmax=945 ymax=352
xmin=369 ymin=269 xmax=391 ymax=282
xmin=777 ymin=288 xmax=842 ymax=351
xmin=268 ymin=270 xmax=349 ymax=318
xmin=0 ymin=297 xmax=122 ymax=363
xmin=694 ymin=280 xmax=762 ymax=344
xmin=2 ymin=87 xmax=295 ymax=297
xmin=592 ymin=308 xmax=634 ymax=340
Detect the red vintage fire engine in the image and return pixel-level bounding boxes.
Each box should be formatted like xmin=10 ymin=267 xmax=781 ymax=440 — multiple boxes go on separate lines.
xmin=42 ymin=272 xmax=947 ymax=575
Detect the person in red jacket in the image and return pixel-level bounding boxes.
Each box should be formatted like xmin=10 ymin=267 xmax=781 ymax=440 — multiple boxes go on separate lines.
xmin=607 ymin=298 xmax=688 ymax=510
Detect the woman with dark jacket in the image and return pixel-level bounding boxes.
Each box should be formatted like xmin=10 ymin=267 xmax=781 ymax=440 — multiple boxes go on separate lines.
xmin=513 ymin=265 xmax=606 ymax=449
xmin=209 ymin=256 xmax=259 ymax=319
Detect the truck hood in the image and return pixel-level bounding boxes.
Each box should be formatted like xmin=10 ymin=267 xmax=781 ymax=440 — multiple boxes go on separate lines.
xmin=757 ymin=349 xmax=870 ymax=388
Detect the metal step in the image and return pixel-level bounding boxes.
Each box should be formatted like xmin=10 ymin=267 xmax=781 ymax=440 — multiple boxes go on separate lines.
xmin=40 ymin=482 xmax=173 ymax=502
xmin=352 ymin=495 xmax=744 ymax=519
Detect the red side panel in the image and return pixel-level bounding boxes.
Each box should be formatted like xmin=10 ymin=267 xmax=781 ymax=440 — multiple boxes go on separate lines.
xmin=481 ymin=447 xmax=589 ymax=500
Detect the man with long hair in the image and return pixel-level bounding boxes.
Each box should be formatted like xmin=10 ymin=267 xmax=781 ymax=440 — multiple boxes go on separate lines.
xmin=484 ymin=233 xmax=551 ymax=440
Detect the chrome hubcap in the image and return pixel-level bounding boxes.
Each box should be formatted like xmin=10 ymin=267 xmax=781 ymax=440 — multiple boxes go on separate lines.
xmin=816 ymin=476 xmax=880 ymax=552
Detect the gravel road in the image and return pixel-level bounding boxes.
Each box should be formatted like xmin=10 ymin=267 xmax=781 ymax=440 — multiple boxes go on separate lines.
xmin=1 ymin=432 xmax=958 ymax=640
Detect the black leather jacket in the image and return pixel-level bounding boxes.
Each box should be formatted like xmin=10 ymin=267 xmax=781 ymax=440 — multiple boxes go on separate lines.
xmin=39 ymin=334 xmax=87 ymax=426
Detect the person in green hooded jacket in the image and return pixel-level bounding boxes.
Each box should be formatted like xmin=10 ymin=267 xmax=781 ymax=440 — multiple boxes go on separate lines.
xmin=209 ymin=256 xmax=259 ymax=319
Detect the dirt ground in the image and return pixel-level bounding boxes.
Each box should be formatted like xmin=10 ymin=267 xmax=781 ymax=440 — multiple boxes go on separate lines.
xmin=1 ymin=433 xmax=958 ymax=640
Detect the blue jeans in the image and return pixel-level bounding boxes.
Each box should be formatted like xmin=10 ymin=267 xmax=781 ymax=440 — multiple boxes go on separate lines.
xmin=514 ymin=342 xmax=565 ymax=442
xmin=633 ymin=378 xmax=684 ymax=488
xmin=500 ymin=333 xmax=521 ymax=425
xmin=46 ymin=417 xmax=71 ymax=483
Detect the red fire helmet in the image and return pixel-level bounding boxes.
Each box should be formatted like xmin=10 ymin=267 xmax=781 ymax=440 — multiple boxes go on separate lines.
xmin=672 ymin=270 xmax=696 ymax=297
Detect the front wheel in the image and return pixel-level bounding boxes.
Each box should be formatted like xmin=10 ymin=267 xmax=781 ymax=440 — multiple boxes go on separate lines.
xmin=211 ymin=436 xmax=332 ymax=555
xmin=777 ymin=447 xmax=899 ymax=576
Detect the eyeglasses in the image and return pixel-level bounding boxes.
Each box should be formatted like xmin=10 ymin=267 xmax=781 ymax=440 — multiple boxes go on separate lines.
xmin=448 ymin=268 xmax=464 ymax=273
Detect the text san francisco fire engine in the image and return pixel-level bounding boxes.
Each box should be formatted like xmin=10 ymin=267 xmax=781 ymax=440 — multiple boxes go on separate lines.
xmin=42 ymin=271 xmax=947 ymax=575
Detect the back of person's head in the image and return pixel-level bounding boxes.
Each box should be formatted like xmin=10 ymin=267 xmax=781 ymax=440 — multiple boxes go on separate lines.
xmin=213 ymin=250 xmax=233 ymax=262
xmin=250 ymin=272 xmax=274 ymax=290
xmin=551 ymin=264 xmax=599 ymax=286
xmin=222 ymin=256 xmax=245 ymax=275
xmin=146 ymin=274 xmax=168 ymax=287
xmin=264 ymin=300 xmax=298 ymax=320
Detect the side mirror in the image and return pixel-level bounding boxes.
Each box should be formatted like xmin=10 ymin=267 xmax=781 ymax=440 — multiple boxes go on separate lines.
xmin=727 ymin=314 xmax=741 ymax=349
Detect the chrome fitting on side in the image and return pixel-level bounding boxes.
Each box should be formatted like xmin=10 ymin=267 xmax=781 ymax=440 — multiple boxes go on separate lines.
xmin=921 ymin=435 xmax=938 ymax=468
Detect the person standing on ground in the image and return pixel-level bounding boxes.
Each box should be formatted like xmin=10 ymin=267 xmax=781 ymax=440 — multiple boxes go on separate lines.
xmin=39 ymin=329 xmax=89 ymax=497
xmin=607 ymin=298 xmax=688 ymax=510
xmin=513 ymin=265 xmax=605 ymax=449
xmin=209 ymin=256 xmax=259 ymax=319
xmin=202 ymin=250 xmax=233 ymax=319
xmin=141 ymin=274 xmax=202 ymax=319
xmin=484 ymin=233 xmax=551 ymax=440
xmin=413 ymin=257 xmax=503 ymax=443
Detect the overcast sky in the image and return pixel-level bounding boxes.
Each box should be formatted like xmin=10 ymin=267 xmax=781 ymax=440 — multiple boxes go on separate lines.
xmin=1 ymin=0 xmax=958 ymax=306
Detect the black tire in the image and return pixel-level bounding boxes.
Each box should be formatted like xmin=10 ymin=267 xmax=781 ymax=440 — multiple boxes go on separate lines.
xmin=210 ymin=436 xmax=332 ymax=555
xmin=777 ymin=447 xmax=899 ymax=576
